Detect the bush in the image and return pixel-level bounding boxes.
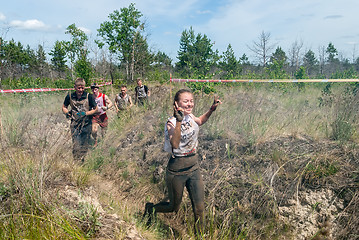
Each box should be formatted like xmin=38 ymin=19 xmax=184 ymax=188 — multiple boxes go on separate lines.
xmin=186 ymin=82 xmax=217 ymax=94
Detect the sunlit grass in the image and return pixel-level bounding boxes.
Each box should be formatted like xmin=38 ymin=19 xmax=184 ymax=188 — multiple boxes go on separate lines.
xmin=0 ymin=82 xmax=358 ymax=239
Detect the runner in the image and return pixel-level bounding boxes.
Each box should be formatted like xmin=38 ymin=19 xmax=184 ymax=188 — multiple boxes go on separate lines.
xmin=134 ymin=78 xmax=150 ymax=106
xmin=143 ymin=88 xmax=222 ymax=235
xmin=91 ymin=83 xmax=113 ymax=147
xmin=62 ymin=78 xmax=98 ymax=162
xmin=114 ymin=85 xmax=133 ymax=118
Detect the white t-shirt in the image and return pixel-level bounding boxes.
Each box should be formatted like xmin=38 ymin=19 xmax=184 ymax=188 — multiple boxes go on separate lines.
xmin=164 ymin=114 xmax=199 ymax=157
xmin=94 ymin=93 xmax=106 ymax=115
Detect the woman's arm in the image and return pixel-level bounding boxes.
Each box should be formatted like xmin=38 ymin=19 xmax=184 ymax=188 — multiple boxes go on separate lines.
xmin=169 ymin=103 xmax=184 ymax=149
xmin=168 ymin=120 xmax=181 ymax=149
xmin=194 ymin=95 xmax=222 ymax=126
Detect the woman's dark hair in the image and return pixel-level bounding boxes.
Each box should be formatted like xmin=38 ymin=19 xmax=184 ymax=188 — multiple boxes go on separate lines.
xmin=174 ymin=89 xmax=192 ymax=104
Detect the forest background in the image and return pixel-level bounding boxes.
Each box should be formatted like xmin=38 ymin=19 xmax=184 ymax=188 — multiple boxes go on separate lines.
xmin=1 ymin=3 xmax=359 ymax=91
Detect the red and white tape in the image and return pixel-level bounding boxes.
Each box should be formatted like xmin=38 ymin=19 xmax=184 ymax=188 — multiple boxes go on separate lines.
xmin=3 ymin=79 xmax=359 ymax=93
xmin=170 ymin=78 xmax=359 ymax=83
xmin=0 ymin=82 xmax=112 ymax=94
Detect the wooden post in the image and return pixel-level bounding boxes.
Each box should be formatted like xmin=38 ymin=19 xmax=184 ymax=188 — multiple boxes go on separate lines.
xmin=169 ymin=73 xmax=172 ymax=102
xmin=0 ymin=110 xmax=3 ymax=138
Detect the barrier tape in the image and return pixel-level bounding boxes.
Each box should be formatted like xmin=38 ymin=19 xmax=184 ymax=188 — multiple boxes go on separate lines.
xmin=0 ymin=82 xmax=112 ymax=94
xmin=3 ymin=79 xmax=359 ymax=93
xmin=170 ymin=78 xmax=359 ymax=83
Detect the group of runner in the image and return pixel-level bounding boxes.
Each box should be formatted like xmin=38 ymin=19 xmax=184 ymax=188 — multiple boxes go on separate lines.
xmin=61 ymin=77 xmax=149 ymax=161
xmin=61 ymin=77 xmax=221 ymax=236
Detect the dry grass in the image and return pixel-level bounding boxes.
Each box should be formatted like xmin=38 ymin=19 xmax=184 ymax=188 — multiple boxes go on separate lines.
xmin=0 ymin=82 xmax=358 ymax=239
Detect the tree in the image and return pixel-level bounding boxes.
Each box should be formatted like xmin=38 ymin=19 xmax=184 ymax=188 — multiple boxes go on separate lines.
xmin=34 ymin=44 xmax=47 ymax=77
xmin=326 ymin=42 xmax=338 ymax=64
xmin=295 ymin=66 xmax=308 ymax=79
xmin=325 ymin=42 xmax=339 ymax=76
xmin=133 ymin=33 xmax=153 ymax=77
xmin=318 ymin=46 xmax=326 ymax=76
xmin=0 ymin=37 xmax=4 ymax=81
xmin=1 ymin=39 xmax=30 ymax=78
xmin=75 ymin=49 xmax=92 ymax=81
xmin=92 ymin=48 xmax=118 ymax=81
xmin=288 ymin=39 xmax=303 ymax=73
xmin=194 ymin=32 xmax=216 ymax=76
xmin=49 ymin=40 xmax=67 ymax=73
xmin=97 ymin=3 xmax=147 ymax=82
xmin=219 ymin=44 xmax=240 ymax=79
xmin=176 ymin=27 xmax=217 ymax=78
xmin=303 ymin=50 xmax=318 ymax=77
xmin=240 ymin=53 xmax=250 ymax=65
xmin=247 ymin=31 xmax=276 ymax=67
xmin=153 ymin=51 xmax=172 ymax=68
xmin=355 ymin=57 xmax=359 ymax=72
xmin=63 ymin=23 xmax=89 ymax=80
xmin=266 ymin=47 xmax=288 ymax=79
xmin=24 ymin=45 xmax=35 ymax=69
xmin=176 ymin=27 xmax=195 ymax=77
xmin=270 ymin=47 xmax=287 ymax=63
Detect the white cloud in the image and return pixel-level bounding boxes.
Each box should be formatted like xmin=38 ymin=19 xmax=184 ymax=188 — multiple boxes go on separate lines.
xmin=0 ymin=13 xmax=6 ymax=21
xmin=79 ymin=27 xmax=91 ymax=35
xmin=2 ymin=0 xmax=359 ymax=61
xmin=9 ymin=19 xmax=50 ymax=31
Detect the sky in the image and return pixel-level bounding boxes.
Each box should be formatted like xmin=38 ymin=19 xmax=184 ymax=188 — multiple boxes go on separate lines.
xmin=1 ymin=0 xmax=359 ymax=63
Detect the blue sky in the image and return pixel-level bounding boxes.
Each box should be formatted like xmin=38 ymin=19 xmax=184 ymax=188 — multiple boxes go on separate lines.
xmin=1 ymin=0 xmax=359 ymax=63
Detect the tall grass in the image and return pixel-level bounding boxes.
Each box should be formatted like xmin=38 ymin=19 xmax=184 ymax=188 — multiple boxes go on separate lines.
xmin=0 ymin=92 xmax=95 ymax=239
xmin=0 ymin=88 xmax=165 ymax=239
xmin=158 ymin=82 xmax=359 ymax=239
xmin=1 ymin=82 xmax=358 ymax=239
xmin=193 ymin=83 xmax=359 ymax=145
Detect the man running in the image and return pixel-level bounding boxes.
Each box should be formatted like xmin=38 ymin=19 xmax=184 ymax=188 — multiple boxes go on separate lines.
xmin=114 ymin=85 xmax=133 ymax=118
xmin=62 ymin=78 xmax=98 ymax=162
xmin=134 ymin=78 xmax=150 ymax=106
xmin=91 ymin=83 xmax=113 ymax=147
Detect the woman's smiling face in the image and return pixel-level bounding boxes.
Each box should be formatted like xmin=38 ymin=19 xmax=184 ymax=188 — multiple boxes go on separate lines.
xmin=177 ymin=92 xmax=194 ymax=115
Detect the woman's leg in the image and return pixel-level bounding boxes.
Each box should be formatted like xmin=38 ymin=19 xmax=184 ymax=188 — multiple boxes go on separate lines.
xmin=154 ymin=171 xmax=186 ymax=213
xmin=186 ymin=169 xmax=205 ymax=235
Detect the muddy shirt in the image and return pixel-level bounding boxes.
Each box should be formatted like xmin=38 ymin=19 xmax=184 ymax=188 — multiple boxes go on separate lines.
xmin=63 ymin=91 xmax=96 ymax=125
xmin=135 ymin=85 xmax=148 ymax=98
xmin=116 ymin=93 xmax=130 ymax=110
xmin=164 ymin=114 xmax=199 ymax=157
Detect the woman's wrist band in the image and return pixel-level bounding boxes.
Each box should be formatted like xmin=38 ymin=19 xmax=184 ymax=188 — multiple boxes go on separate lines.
xmin=210 ymin=105 xmax=216 ymax=111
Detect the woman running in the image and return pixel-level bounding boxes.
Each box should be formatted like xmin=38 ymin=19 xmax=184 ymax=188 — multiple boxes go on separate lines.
xmin=144 ymin=88 xmax=221 ymax=235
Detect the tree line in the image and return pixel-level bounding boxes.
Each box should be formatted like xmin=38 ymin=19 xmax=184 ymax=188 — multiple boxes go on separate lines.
xmin=1 ymin=3 xmax=359 ymax=89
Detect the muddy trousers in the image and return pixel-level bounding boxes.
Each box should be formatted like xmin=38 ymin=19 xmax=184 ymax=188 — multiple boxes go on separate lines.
xmin=136 ymin=97 xmax=148 ymax=106
xmin=153 ymin=168 xmax=205 ymax=234
xmin=70 ymin=122 xmax=91 ymax=162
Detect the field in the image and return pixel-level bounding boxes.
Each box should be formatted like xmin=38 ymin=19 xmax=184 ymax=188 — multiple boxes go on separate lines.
xmin=0 ymin=82 xmax=358 ymax=239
